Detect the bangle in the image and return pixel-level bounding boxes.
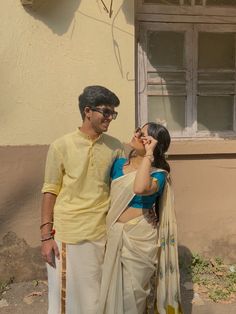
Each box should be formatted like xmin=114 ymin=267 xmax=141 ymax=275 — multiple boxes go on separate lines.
xmin=40 ymin=221 xmax=53 ymax=230
xmin=42 ymin=229 xmax=56 ymax=236
xmin=41 ymin=236 xmax=54 ymax=242
xmin=41 ymin=229 xmax=56 ymax=239
xmin=144 ymin=155 xmax=154 ymax=162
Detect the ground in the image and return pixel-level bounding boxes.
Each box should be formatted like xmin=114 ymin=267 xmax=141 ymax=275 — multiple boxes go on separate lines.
xmin=0 ymin=279 xmax=236 ymax=314
xmin=0 ymin=281 xmax=47 ymax=314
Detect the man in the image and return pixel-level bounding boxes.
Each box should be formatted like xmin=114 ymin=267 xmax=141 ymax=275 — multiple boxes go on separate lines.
xmin=40 ymin=86 xmax=124 ymax=314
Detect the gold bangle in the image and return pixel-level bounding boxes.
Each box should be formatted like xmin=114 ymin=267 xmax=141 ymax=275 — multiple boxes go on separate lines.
xmin=144 ymin=155 xmax=154 ymax=162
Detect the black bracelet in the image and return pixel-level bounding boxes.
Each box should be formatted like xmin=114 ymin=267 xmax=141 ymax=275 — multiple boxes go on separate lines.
xmin=41 ymin=236 xmax=54 ymax=242
xmin=40 ymin=221 xmax=53 ymax=230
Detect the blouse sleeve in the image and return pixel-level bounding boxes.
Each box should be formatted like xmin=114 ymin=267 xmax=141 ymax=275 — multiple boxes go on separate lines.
xmin=151 ymin=171 xmax=167 ymax=194
xmin=110 ymin=158 xmax=126 ymax=180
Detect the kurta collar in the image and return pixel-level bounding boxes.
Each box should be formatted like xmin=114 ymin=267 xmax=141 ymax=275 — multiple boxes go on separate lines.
xmin=77 ymin=127 xmax=103 ymax=142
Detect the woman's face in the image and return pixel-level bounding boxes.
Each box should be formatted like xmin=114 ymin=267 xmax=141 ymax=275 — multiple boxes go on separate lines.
xmin=129 ymin=125 xmax=148 ymax=154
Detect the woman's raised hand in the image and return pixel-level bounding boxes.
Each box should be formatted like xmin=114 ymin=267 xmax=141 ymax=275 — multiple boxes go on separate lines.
xmin=141 ymin=135 xmax=158 ymax=154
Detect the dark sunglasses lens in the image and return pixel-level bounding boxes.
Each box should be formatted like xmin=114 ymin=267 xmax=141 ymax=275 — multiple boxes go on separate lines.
xmin=112 ymin=112 xmax=118 ymax=120
xmin=103 ymin=110 xmax=117 ymax=120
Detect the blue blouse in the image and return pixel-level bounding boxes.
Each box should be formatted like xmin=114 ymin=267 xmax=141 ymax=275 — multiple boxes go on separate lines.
xmin=110 ymin=158 xmax=166 ymax=209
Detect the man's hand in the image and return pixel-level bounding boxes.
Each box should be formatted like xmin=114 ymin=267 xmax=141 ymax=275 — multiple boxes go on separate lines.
xmin=41 ymin=239 xmax=60 ymax=268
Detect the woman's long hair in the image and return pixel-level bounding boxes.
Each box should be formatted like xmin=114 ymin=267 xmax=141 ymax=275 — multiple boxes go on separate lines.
xmin=145 ymin=123 xmax=171 ymax=219
xmin=145 ymin=122 xmax=171 ymax=173
xmin=128 ymin=122 xmax=171 ymax=219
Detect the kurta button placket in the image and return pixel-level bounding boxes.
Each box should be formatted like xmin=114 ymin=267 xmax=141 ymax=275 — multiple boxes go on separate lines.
xmin=90 ymin=142 xmax=94 ymax=167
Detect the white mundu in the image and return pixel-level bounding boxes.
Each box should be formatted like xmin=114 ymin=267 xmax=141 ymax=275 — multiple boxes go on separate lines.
xmin=47 ymin=237 xmax=106 ymax=314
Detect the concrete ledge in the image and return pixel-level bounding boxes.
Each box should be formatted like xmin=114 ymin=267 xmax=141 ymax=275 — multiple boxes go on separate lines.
xmin=169 ymin=139 xmax=236 ymax=156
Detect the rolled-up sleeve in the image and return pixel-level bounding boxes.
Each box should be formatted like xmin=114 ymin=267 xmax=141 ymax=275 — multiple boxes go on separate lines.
xmin=41 ymin=143 xmax=64 ymax=195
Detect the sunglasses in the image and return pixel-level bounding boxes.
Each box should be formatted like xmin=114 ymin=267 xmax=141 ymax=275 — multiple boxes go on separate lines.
xmin=91 ymin=107 xmax=118 ymax=120
xmin=134 ymin=127 xmax=145 ymax=138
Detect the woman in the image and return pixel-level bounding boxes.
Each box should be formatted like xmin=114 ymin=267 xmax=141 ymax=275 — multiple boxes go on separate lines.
xmin=98 ymin=123 xmax=182 ymax=314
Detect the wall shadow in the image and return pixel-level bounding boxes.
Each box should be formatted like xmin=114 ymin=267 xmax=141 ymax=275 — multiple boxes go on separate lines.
xmin=108 ymin=0 xmax=135 ymax=79
xmin=0 ymin=146 xmax=48 ymax=243
xmin=178 ymin=245 xmax=194 ymax=314
xmin=23 ymin=0 xmax=81 ymax=35
xmin=121 ymin=0 xmax=134 ymax=26
xmin=23 ymin=0 xmax=135 ymax=79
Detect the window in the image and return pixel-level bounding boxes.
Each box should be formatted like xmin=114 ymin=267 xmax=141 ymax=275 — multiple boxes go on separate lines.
xmin=138 ymin=22 xmax=236 ymax=137
xmin=142 ymin=0 xmax=236 ymax=6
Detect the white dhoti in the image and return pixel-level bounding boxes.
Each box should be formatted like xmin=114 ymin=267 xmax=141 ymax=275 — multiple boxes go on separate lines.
xmin=47 ymin=237 xmax=106 ymax=314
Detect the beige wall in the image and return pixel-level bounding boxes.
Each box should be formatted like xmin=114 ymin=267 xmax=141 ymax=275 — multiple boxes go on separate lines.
xmin=0 ymin=0 xmax=135 ymax=281
xmin=0 ymin=0 xmax=135 ymax=145
xmin=170 ymin=154 xmax=236 ymax=263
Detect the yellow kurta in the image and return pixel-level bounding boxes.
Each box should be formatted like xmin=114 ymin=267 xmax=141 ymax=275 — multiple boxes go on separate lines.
xmin=42 ymin=128 xmax=124 ymax=243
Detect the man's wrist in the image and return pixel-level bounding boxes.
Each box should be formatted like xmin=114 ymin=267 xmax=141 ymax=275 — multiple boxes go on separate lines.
xmin=41 ymin=229 xmax=55 ymax=241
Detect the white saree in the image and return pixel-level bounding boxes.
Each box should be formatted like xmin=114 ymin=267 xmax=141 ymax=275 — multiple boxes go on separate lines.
xmin=98 ymin=171 xmax=182 ymax=314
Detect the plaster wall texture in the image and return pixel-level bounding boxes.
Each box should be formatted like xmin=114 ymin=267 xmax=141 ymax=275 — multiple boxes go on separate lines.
xmin=170 ymin=156 xmax=236 ymax=263
xmin=0 ymin=0 xmax=135 ymax=145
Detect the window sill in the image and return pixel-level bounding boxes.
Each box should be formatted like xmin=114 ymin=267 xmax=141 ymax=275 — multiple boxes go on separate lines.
xmin=168 ymin=138 xmax=236 ymax=156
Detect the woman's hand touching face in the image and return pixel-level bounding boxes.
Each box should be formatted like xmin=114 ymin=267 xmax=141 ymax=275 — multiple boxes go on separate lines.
xmin=141 ymin=135 xmax=158 ymax=154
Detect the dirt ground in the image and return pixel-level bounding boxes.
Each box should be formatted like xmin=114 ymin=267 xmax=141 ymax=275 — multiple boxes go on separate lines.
xmin=1 ymin=279 xmax=236 ymax=314
xmin=0 ymin=280 xmax=47 ymax=314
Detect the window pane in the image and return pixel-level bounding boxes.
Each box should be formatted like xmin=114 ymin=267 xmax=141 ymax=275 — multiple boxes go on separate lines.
xmin=148 ymin=72 xmax=186 ymax=82
xmin=198 ymin=84 xmax=234 ymax=94
xmin=143 ymin=0 xmax=236 ymax=5
xmin=198 ymin=33 xmax=235 ymax=69
xmin=148 ymin=96 xmax=185 ymax=131
xmin=197 ymin=96 xmax=234 ymax=131
xmin=148 ymin=84 xmax=186 ymax=94
xmin=147 ymin=31 xmax=185 ymax=68
xmin=143 ymin=0 xmax=180 ymax=4
xmin=198 ymin=72 xmax=235 ymax=81
xmin=206 ymin=0 xmax=236 ymax=6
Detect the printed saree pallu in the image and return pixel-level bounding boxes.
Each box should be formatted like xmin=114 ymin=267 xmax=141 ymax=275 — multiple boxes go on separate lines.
xmin=98 ymin=171 xmax=183 ymax=314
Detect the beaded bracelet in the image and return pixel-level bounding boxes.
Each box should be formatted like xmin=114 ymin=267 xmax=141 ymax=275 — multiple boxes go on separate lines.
xmin=41 ymin=229 xmax=56 ymax=242
xmin=40 ymin=221 xmax=53 ymax=230
xmin=41 ymin=236 xmax=54 ymax=242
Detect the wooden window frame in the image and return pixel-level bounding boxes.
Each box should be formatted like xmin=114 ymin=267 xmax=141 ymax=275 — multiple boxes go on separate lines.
xmin=137 ymin=0 xmax=236 ymax=17
xmin=138 ymin=22 xmax=194 ymax=138
xmin=137 ymin=0 xmax=236 ymax=138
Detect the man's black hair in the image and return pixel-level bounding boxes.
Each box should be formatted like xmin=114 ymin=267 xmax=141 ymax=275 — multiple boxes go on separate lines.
xmin=78 ymin=85 xmax=120 ymax=119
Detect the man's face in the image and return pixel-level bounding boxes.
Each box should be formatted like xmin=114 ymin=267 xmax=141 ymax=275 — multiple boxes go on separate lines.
xmin=86 ymin=105 xmax=118 ymax=134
